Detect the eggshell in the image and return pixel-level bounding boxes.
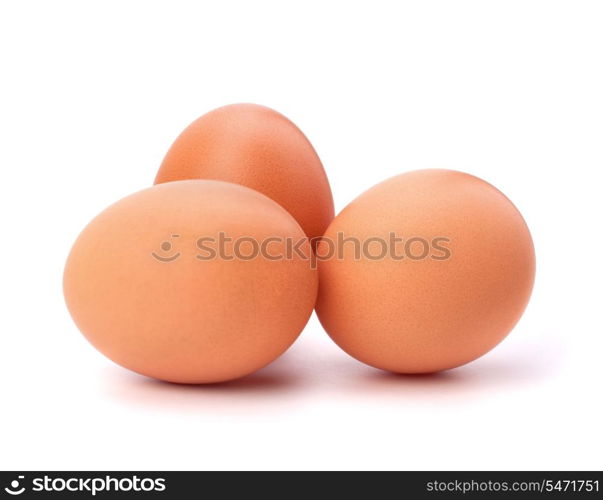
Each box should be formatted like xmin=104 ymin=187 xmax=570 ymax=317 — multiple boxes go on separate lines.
xmin=64 ymin=180 xmax=317 ymax=384
xmin=316 ymin=169 xmax=535 ymax=373
xmin=154 ymin=103 xmax=334 ymax=244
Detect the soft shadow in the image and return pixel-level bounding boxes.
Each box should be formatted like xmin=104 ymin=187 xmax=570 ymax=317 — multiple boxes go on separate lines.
xmin=337 ymin=335 xmax=566 ymax=400
xmin=101 ymin=332 xmax=566 ymax=411
xmin=101 ymin=351 xmax=310 ymax=415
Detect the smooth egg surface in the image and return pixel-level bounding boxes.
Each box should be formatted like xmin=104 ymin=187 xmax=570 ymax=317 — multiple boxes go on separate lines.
xmin=155 ymin=103 xmax=334 ymax=244
xmin=64 ymin=180 xmax=317 ymax=384
xmin=315 ymin=169 xmax=535 ymax=373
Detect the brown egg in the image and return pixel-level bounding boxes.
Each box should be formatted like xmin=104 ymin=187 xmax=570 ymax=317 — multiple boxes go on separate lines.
xmin=64 ymin=180 xmax=317 ymax=384
xmin=316 ymin=169 xmax=535 ymax=373
xmin=155 ymin=103 xmax=334 ymax=244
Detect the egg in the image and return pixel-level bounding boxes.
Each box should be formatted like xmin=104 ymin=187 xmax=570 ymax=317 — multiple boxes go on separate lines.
xmin=315 ymin=169 xmax=535 ymax=373
xmin=155 ymin=103 xmax=334 ymax=244
xmin=64 ymin=180 xmax=317 ymax=384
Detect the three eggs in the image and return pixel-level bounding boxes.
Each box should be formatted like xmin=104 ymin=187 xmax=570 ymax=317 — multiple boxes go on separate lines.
xmin=63 ymin=103 xmax=535 ymax=384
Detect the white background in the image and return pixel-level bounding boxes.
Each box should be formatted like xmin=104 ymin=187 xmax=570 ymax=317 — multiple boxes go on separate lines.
xmin=1 ymin=1 xmax=601 ymax=471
